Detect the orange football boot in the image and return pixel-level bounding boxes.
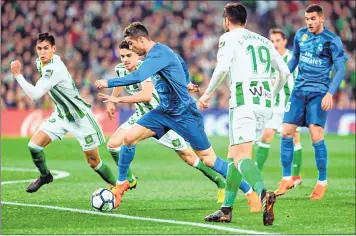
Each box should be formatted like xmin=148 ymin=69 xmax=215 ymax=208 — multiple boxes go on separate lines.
xmin=310 ymin=183 xmax=328 ymax=200
xmin=274 ymin=179 xmax=294 ymax=196
xmin=246 ymin=191 xmax=262 ymax=213
xmin=111 ymin=180 xmax=130 ymax=208
xmin=292 ymin=175 xmax=303 ymax=186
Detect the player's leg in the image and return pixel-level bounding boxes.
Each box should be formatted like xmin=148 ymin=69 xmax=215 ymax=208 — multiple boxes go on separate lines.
xmin=292 ymin=129 xmax=303 ymax=185
xmin=155 ymin=130 xmax=226 ymax=203
xmin=275 ymin=90 xmax=305 ymax=196
xmin=206 ymin=106 xmax=275 ymax=225
xmin=83 ymin=147 xmax=116 ymax=186
xmin=107 ymin=121 xmax=137 ymax=188
xmin=306 ymin=93 xmax=328 ymax=200
xmin=254 ymin=128 xmax=276 ymax=171
xmin=111 ymin=110 xmax=162 ymax=208
xmin=73 ymin=112 xmax=116 ymax=186
xmin=26 ymin=116 xmax=66 ymax=193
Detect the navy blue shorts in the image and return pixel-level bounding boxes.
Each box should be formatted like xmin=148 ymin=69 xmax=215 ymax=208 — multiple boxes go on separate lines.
xmin=136 ymin=104 xmax=211 ymax=151
xmin=283 ymin=90 xmax=327 ymax=127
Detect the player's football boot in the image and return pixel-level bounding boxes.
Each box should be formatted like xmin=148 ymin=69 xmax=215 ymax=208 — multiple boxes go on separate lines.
xmin=109 ymin=178 xmax=137 ymax=191
xmin=111 ymin=180 xmax=130 ymax=208
xmin=26 ymin=172 xmax=53 ymax=193
xmin=292 ymin=175 xmax=303 ymax=186
xmin=261 ymin=189 xmax=276 ymax=226
xmin=128 ymin=178 xmax=137 ymax=190
xmin=205 ymin=207 xmax=232 ymax=223
xmin=309 ymin=183 xmax=328 ymax=200
xmin=274 ymin=179 xmax=294 ymax=196
xmin=216 ymin=188 xmax=225 ymax=203
xmin=246 ymin=191 xmax=262 ymax=213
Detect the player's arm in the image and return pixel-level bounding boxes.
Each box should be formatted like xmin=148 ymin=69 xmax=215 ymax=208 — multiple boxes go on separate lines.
xmin=10 ymin=60 xmax=56 ymax=100
xmin=114 ymin=81 xmax=153 ymax=103
xmin=321 ymin=36 xmax=348 ymax=111
xmin=176 ymin=53 xmax=199 ymax=92
xmin=96 ymin=52 xmax=168 ymax=88
xmin=287 ymin=34 xmax=300 ymax=73
xmin=270 ymin=48 xmax=291 ymax=97
xmin=199 ymin=35 xmax=232 ymax=108
xmin=327 ymin=36 xmax=348 ymax=95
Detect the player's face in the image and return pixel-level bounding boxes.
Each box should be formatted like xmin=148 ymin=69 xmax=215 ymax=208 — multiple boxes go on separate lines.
xmin=305 ymin=12 xmax=325 ymax=34
xmin=125 ymin=36 xmax=146 ymax=56
xmin=119 ymin=48 xmax=139 ymax=71
xmin=270 ymin=33 xmax=287 ymax=55
xmin=36 ymin=40 xmax=56 ymax=64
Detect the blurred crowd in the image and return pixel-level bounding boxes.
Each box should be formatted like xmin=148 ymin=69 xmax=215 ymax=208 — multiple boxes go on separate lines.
xmin=1 ymin=0 xmax=355 ymax=111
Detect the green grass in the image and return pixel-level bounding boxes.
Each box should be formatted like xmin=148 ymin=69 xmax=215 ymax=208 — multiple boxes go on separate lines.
xmin=1 ymin=135 xmax=355 ymax=234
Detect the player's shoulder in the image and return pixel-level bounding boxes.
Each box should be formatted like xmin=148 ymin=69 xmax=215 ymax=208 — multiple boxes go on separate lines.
xmin=322 ymin=27 xmax=340 ymax=41
xmin=295 ymin=27 xmax=309 ymax=39
xmin=47 ymin=54 xmax=65 ymax=69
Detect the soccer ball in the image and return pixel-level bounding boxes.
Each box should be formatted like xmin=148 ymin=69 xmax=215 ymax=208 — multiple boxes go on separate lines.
xmin=91 ymin=188 xmax=115 ymax=212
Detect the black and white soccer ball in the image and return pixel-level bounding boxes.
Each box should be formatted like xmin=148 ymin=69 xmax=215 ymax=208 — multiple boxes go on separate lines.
xmin=91 ymin=188 xmax=115 ymax=212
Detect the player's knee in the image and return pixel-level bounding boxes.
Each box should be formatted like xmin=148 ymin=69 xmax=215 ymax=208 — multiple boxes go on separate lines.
xmin=310 ymin=132 xmax=323 ymax=143
xmin=107 ymin=140 xmax=121 ymax=150
xmin=281 ymin=125 xmax=295 ymax=138
xmin=123 ymin=133 xmax=138 ymax=146
xmin=261 ymin=129 xmax=275 ymax=143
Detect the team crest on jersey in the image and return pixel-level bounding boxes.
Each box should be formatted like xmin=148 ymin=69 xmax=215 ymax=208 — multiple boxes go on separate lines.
xmin=44 ymin=69 xmax=53 ymax=79
xmin=219 ymin=41 xmax=225 ymax=48
xmin=301 ymin=34 xmax=308 ymax=42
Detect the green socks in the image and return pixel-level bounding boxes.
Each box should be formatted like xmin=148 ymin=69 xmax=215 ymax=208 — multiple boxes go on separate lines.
xmin=108 ymin=147 xmax=135 ymax=182
xmin=254 ymin=142 xmax=270 ymax=171
xmin=292 ymin=143 xmax=303 ymax=176
xmin=238 ymin=158 xmax=265 ymax=196
xmin=28 ymin=144 xmax=50 ymax=177
xmin=194 ymin=159 xmax=225 ymax=189
xmin=94 ymin=161 xmax=117 ymax=186
xmin=223 ymin=158 xmax=242 ymax=207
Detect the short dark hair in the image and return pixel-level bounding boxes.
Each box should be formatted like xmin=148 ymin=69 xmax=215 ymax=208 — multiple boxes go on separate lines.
xmin=37 ymin=32 xmax=55 ymax=46
xmin=223 ymin=2 xmax=247 ymax=26
xmin=305 ymin=4 xmax=323 ymax=15
xmin=123 ymin=22 xmax=150 ymax=39
xmin=269 ymin=28 xmax=286 ymax=40
xmin=118 ymin=40 xmax=130 ymax=50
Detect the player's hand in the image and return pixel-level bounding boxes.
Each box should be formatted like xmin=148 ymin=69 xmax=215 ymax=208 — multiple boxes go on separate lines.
xmin=198 ymin=93 xmax=212 ymax=110
xmin=95 ymin=80 xmax=108 ymax=89
xmin=321 ymin=92 xmax=333 ymax=111
xmin=98 ymin=93 xmax=121 ymax=103
xmin=187 ymin=83 xmax=200 ymax=93
xmin=10 ymin=60 xmax=22 ymax=77
xmin=105 ymin=101 xmax=116 ymax=120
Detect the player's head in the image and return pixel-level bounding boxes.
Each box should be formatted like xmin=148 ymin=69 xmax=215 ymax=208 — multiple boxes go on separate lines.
xmin=118 ymin=40 xmax=139 ymax=71
xmin=305 ymin=4 xmax=325 ymax=34
xmin=123 ymin=22 xmax=150 ymax=56
xmin=269 ymin=28 xmax=287 ymax=54
xmin=36 ymin=32 xmax=56 ymax=64
xmin=223 ymin=2 xmax=247 ymax=32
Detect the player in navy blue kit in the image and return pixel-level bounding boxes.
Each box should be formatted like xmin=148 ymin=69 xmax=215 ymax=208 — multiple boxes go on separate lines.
xmin=95 ymin=22 xmax=233 ymax=208
xmin=275 ymin=4 xmax=348 ymax=199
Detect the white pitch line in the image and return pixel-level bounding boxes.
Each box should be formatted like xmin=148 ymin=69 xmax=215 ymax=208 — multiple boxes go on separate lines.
xmin=1 ymin=201 xmax=275 ymax=235
xmin=2 ymin=167 xmax=277 ymax=234
xmin=1 ymin=167 xmax=70 ymax=185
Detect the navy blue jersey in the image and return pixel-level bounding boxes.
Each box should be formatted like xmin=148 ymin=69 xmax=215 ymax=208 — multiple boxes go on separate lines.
xmin=288 ymin=27 xmax=348 ymax=94
xmin=108 ymin=43 xmax=194 ymax=115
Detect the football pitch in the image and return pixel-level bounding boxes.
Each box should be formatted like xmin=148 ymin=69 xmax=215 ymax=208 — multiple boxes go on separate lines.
xmin=1 ymin=135 xmax=355 ymax=234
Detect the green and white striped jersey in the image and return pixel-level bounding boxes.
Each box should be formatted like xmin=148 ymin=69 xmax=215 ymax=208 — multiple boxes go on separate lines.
xmin=271 ymin=49 xmax=298 ymax=110
xmin=115 ymin=61 xmax=159 ymax=116
xmin=217 ymin=28 xmax=285 ymax=109
xmin=35 ymin=55 xmax=91 ymax=122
